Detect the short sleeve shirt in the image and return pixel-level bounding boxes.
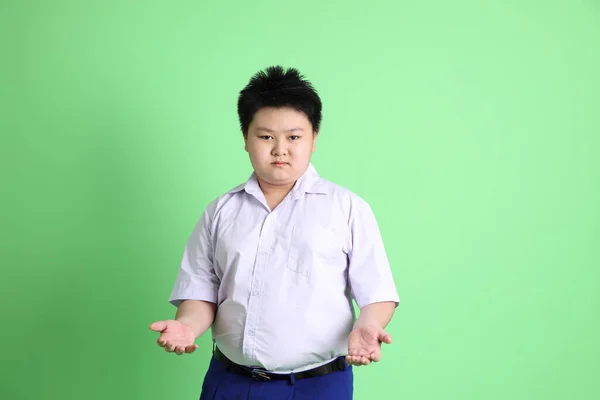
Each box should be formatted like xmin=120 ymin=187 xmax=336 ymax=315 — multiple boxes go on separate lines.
xmin=169 ymin=163 xmax=400 ymax=372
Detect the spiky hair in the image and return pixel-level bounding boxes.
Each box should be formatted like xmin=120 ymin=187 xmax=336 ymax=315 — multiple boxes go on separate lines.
xmin=237 ymin=65 xmax=322 ymax=136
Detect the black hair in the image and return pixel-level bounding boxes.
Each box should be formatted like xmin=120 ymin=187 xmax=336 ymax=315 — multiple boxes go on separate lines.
xmin=237 ymin=65 xmax=322 ymax=137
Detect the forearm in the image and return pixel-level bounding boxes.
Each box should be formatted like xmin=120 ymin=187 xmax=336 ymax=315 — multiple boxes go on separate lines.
xmin=175 ymin=300 xmax=217 ymax=338
xmin=354 ymin=301 xmax=396 ymax=330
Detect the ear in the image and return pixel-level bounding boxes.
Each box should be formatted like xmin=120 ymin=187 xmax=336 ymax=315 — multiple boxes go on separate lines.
xmin=311 ymin=130 xmax=318 ymax=152
xmin=244 ymin=134 xmax=248 ymax=152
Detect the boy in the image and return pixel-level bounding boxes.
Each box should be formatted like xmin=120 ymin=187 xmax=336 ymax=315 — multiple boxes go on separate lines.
xmin=150 ymin=66 xmax=400 ymax=399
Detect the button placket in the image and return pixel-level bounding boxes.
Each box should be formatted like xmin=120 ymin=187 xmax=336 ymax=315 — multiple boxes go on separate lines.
xmin=243 ymin=212 xmax=277 ymax=364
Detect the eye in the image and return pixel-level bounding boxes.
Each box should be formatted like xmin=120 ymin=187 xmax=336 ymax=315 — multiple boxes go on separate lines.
xmin=259 ymin=135 xmax=273 ymax=140
xmin=289 ymin=135 xmax=300 ymax=141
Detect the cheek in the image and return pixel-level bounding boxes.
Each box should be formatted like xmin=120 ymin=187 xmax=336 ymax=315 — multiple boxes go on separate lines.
xmin=249 ymin=143 xmax=270 ymax=158
xmin=297 ymin=143 xmax=313 ymax=157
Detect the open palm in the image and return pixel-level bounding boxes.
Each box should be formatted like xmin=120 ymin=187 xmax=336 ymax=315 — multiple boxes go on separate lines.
xmin=149 ymin=320 xmax=198 ymax=355
xmin=346 ymin=325 xmax=392 ymax=366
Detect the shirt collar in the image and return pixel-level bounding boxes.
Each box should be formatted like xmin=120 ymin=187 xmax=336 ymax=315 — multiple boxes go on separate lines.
xmin=228 ymin=163 xmax=329 ymax=198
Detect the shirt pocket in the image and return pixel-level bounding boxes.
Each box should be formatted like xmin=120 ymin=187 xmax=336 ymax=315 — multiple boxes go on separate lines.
xmin=286 ymin=224 xmax=341 ymax=276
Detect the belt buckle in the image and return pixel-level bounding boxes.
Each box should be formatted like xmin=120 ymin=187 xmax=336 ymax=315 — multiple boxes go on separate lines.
xmin=250 ymin=368 xmax=271 ymax=381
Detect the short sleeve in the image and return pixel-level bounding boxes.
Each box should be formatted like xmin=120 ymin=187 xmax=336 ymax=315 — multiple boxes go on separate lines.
xmin=347 ymin=197 xmax=400 ymax=309
xmin=168 ymin=207 xmax=220 ymax=307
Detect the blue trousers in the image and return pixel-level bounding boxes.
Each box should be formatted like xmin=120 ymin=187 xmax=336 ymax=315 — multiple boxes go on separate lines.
xmin=199 ymin=356 xmax=354 ymax=399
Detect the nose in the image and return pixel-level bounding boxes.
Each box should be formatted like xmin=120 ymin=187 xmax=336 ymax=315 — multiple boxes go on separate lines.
xmin=271 ymin=138 xmax=287 ymax=156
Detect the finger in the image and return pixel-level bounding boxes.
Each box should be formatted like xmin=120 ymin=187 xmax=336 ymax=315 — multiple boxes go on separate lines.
xmin=348 ymin=355 xmax=367 ymax=367
xmin=149 ymin=321 xmax=168 ymax=332
xmin=360 ymin=356 xmax=371 ymax=365
xmin=350 ymin=355 xmax=363 ymax=366
xmin=379 ymin=332 xmax=392 ymax=344
xmin=156 ymin=337 xmax=167 ymax=347
xmin=185 ymin=344 xmax=198 ymax=353
xmin=370 ymin=351 xmax=381 ymax=362
xmin=164 ymin=343 xmax=176 ymax=352
xmin=175 ymin=346 xmax=185 ymax=355
xmin=348 ymin=361 xmax=361 ymax=367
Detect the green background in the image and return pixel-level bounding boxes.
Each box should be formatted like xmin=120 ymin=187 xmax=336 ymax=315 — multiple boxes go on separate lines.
xmin=2 ymin=0 xmax=599 ymax=399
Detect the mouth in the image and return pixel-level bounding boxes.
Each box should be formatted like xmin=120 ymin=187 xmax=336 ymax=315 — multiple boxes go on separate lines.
xmin=271 ymin=161 xmax=288 ymax=166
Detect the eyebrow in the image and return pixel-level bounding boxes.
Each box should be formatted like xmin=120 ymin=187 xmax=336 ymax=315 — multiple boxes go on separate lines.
xmin=255 ymin=127 xmax=304 ymax=133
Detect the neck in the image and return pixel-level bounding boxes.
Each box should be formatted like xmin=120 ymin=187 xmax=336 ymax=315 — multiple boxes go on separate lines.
xmin=257 ymin=178 xmax=296 ymax=198
xmin=257 ymin=178 xmax=296 ymax=211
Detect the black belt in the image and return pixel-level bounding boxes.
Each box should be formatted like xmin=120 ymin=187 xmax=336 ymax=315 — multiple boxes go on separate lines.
xmin=213 ymin=347 xmax=347 ymax=381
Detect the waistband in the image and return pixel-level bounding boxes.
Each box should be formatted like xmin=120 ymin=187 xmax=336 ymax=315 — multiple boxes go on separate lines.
xmin=213 ymin=347 xmax=347 ymax=382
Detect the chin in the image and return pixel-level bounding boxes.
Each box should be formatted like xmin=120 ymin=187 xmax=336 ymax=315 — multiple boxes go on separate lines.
xmin=268 ymin=171 xmax=292 ymax=181
xmin=260 ymin=170 xmax=294 ymax=184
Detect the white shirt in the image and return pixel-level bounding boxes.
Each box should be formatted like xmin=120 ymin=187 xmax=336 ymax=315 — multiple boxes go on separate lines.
xmin=168 ymin=163 xmax=400 ymax=373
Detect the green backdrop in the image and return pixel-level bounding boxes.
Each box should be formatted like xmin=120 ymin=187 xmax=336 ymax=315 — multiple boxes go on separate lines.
xmin=2 ymin=0 xmax=599 ymax=399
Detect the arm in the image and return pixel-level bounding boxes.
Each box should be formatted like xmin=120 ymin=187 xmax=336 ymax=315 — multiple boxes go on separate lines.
xmin=345 ymin=198 xmax=399 ymax=365
xmin=175 ymin=299 xmax=217 ymax=338
xmin=354 ymin=301 xmax=396 ymax=331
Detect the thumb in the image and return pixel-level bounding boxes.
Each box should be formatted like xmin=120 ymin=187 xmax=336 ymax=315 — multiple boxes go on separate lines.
xmin=149 ymin=320 xmax=169 ymax=332
xmin=378 ymin=330 xmax=392 ymax=344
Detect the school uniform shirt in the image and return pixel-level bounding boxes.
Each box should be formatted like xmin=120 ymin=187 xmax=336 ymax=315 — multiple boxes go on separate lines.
xmin=168 ymin=163 xmax=400 ymax=373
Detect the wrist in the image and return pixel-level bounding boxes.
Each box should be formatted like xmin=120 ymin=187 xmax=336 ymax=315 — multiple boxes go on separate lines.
xmin=175 ymin=317 xmax=203 ymax=337
xmin=353 ymin=320 xmax=384 ymax=330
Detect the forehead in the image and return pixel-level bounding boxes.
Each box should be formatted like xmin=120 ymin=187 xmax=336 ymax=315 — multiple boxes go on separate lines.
xmin=249 ymin=107 xmax=312 ymax=131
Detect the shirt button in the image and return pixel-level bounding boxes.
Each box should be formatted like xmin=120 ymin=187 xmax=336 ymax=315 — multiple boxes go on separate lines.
xmin=252 ymin=291 xmax=259 ymax=296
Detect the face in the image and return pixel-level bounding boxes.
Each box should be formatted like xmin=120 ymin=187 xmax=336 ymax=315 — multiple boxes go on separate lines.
xmin=244 ymin=107 xmax=317 ymax=189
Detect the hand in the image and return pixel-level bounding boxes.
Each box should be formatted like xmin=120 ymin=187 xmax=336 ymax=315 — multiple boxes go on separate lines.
xmin=149 ymin=320 xmax=198 ymax=355
xmin=346 ymin=325 xmax=392 ymax=366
